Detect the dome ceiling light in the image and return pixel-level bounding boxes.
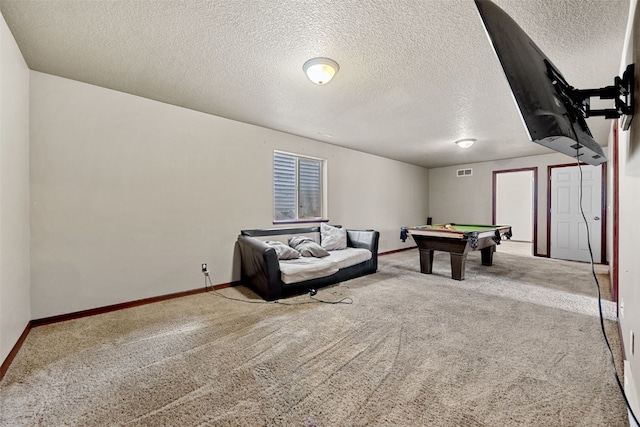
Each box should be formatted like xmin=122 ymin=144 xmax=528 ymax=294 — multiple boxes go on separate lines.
xmin=455 ymin=138 xmax=476 ymax=149
xmin=303 ymin=57 xmax=339 ymax=85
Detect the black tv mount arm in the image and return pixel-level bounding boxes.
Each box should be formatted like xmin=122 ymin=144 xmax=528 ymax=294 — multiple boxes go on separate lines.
xmin=545 ymin=61 xmax=635 ymax=130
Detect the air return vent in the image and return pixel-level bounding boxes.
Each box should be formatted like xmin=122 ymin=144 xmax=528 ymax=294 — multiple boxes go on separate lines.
xmin=456 ymin=168 xmax=473 ymax=177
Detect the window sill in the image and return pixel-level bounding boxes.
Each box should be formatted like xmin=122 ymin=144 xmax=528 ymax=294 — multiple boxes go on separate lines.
xmin=272 ymin=219 xmax=329 ymax=225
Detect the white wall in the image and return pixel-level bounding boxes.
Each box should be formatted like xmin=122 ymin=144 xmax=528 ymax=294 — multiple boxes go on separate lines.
xmin=0 ymin=12 xmax=30 ymax=365
xmin=29 ymin=72 xmax=428 ymax=319
xmin=616 ymin=0 xmax=640 ymax=421
xmin=429 ymin=151 xmax=577 ymax=255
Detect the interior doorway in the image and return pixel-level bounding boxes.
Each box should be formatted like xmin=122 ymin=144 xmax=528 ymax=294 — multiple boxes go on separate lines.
xmin=548 ymin=163 xmax=606 ymax=263
xmin=493 ymin=168 xmax=538 ymax=256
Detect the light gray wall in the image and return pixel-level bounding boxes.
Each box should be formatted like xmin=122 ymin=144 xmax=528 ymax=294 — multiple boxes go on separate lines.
xmin=29 ymin=71 xmax=428 ymax=319
xmin=0 ymin=12 xmax=30 ymax=364
xmin=428 ymin=151 xmax=576 ymax=255
xmin=616 ymin=0 xmax=640 ymax=417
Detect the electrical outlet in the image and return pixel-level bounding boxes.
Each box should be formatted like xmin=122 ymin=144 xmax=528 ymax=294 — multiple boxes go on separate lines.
xmin=620 ymin=298 xmax=624 ymax=318
xmin=201 ymin=263 xmax=208 ymax=273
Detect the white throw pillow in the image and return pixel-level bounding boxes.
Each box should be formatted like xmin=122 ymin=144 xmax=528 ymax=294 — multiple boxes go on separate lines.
xmin=265 ymin=241 xmax=300 ymax=260
xmin=321 ymin=223 xmax=347 ymax=251
xmin=288 ymin=236 xmax=330 ymax=258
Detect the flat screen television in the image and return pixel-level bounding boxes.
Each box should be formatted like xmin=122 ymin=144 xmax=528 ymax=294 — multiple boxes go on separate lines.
xmin=474 ymin=0 xmax=608 ymax=165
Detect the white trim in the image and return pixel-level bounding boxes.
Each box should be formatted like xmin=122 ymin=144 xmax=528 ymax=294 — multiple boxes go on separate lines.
xmin=625 ymin=360 xmax=640 ymax=427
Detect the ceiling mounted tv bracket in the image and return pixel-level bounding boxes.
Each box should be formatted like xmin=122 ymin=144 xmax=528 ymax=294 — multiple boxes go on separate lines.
xmin=547 ymin=61 xmax=635 ymax=130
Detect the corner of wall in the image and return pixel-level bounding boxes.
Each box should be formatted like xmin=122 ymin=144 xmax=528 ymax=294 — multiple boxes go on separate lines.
xmin=0 ymin=9 xmax=31 ymax=369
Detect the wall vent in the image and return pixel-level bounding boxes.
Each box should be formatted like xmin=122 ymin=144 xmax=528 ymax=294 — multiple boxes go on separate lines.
xmin=456 ymin=168 xmax=473 ymax=177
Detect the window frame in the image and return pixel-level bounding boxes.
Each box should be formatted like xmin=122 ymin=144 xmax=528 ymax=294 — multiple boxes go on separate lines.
xmin=273 ymin=150 xmax=328 ymax=224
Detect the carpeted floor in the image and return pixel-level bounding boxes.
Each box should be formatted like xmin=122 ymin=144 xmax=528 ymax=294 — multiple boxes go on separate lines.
xmin=0 ymin=243 xmax=627 ymax=426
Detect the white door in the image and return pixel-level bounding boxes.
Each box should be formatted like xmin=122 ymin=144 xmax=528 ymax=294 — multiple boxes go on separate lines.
xmin=550 ymin=165 xmax=602 ymax=262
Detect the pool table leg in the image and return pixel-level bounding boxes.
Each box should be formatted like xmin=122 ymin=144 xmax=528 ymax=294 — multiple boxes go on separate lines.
xmin=418 ymin=249 xmax=434 ymax=274
xmin=450 ymin=253 xmax=467 ymax=280
xmin=481 ymin=245 xmax=495 ymax=266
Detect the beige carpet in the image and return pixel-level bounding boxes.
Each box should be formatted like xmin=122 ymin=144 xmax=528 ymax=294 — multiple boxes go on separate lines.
xmin=0 ymin=244 xmax=627 ymax=426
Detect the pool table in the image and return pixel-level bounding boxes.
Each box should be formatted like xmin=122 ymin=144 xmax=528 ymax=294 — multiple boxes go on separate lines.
xmin=400 ymin=224 xmax=512 ymax=280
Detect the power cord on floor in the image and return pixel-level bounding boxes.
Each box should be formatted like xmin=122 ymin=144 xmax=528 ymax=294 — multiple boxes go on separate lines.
xmin=576 ymin=155 xmax=639 ymax=426
xmin=204 ymin=273 xmax=352 ymax=305
xmin=203 ymin=270 xmax=213 ymax=293
xmin=308 ymin=288 xmax=354 ymax=305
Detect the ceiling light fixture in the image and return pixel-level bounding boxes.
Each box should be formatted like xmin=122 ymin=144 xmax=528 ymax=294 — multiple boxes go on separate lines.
xmin=303 ymin=57 xmax=339 ymax=85
xmin=455 ymin=138 xmax=476 ymax=149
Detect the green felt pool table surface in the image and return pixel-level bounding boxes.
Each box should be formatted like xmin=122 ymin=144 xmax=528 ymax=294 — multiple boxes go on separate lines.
xmin=408 ymin=224 xmax=511 ymax=234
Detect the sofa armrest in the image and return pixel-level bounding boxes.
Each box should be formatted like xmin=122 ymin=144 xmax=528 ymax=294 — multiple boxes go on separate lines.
xmin=237 ymin=235 xmax=282 ymax=300
xmin=347 ymin=229 xmax=379 ymax=273
xmin=346 ymin=229 xmax=380 ymax=253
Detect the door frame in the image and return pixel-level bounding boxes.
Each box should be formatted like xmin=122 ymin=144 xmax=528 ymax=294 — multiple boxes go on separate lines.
xmin=492 ymin=167 xmax=538 ymax=256
xmin=546 ymin=162 xmax=607 ymax=264
xmin=612 ymin=121 xmax=619 ymax=303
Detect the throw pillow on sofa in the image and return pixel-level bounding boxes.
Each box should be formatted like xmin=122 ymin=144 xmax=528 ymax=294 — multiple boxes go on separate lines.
xmin=265 ymin=241 xmax=300 ymax=260
xmin=320 ymin=223 xmax=347 ymax=250
xmin=288 ymin=236 xmax=330 ymax=258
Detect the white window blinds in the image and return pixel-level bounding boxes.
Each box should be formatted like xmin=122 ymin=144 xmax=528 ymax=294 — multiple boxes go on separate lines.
xmin=273 ymin=151 xmax=324 ymax=222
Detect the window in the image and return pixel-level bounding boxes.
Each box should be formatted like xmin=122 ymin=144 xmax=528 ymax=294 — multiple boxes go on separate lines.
xmin=273 ymin=151 xmax=325 ymax=222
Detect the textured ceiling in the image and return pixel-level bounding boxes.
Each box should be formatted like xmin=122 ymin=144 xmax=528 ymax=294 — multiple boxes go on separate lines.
xmin=0 ymin=0 xmax=630 ymax=168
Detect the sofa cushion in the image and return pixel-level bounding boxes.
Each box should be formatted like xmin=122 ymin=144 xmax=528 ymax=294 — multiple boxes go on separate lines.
xmin=288 ymin=236 xmax=330 ymax=258
xmin=265 ymin=241 xmax=300 ymax=260
xmin=325 ymin=247 xmax=372 ymax=269
xmin=321 ymin=223 xmax=347 ymax=250
xmin=279 ymin=258 xmax=339 ymax=284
